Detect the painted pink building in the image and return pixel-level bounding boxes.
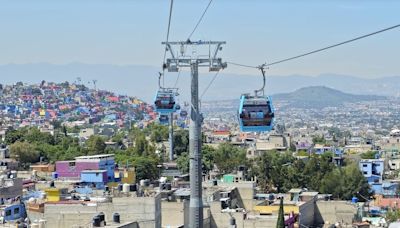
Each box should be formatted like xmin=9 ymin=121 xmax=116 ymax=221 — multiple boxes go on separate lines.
xmin=55 ymin=154 xmax=115 ymax=180
xmin=55 ymin=160 xmax=99 ymax=178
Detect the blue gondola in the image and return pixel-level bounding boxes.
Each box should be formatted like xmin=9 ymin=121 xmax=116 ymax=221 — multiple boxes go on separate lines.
xmin=180 ymin=110 xmax=188 ymax=118
xmin=159 ymin=114 xmax=169 ymax=125
xmin=238 ymin=94 xmax=274 ymax=132
xmin=237 ymin=65 xmax=275 ymax=132
xmin=154 ymin=88 xmax=178 ymax=114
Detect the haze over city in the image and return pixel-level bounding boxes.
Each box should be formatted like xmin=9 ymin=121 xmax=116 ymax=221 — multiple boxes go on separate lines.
xmin=1 ymin=0 xmax=400 ymax=102
xmin=0 ymin=1 xmax=400 ymax=228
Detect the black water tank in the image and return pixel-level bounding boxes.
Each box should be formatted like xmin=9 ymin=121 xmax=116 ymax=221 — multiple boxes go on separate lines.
xmin=165 ymin=183 xmax=172 ymax=190
xmin=118 ymin=184 xmax=123 ymax=191
xmin=17 ymin=223 xmax=27 ymax=228
xmin=160 ymin=183 xmax=165 ymax=190
xmin=213 ymin=179 xmax=218 ymax=186
xmin=92 ymin=216 xmax=101 ymax=227
xmin=113 ymin=212 xmax=120 ymax=223
xmin=49 ymin=181 xmax=55 ymax=188
xmin=104 ymin=186 xmax=109 ymax=192
xmin=98 ymin=212 xmax=105 ymax=222
xmin=229 ymin=217 xmax=236 ymax=225
xmin=129 ymin=184 xmax=137 ymax=192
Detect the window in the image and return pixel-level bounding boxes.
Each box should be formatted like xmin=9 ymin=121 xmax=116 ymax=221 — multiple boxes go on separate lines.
xmin=363 ymin=164 xmax=368 ymax=167
xmin=5 ymin=210 xmax=11 ymax=217
xmin=69 ymin=161 xmax=76 ymax=167
xmin=96 ymin=173 xmax=99 ymax=176
xmin=14 ymin=207 xmax=19 ymax=215
xmin=363 ymin=172 xmax=368 ymax=175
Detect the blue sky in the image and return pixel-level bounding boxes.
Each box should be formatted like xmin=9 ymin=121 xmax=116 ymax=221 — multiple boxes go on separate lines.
xmin=0 ymin=0 xmax=399 ymax=78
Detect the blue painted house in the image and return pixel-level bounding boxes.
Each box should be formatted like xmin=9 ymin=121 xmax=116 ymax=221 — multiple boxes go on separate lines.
xmin=359 ymin=159 xmax=385 ymax=184
xmin=0 ymin=204 xmax=26 ymax=222
xmin=80 ymin=170 xmax=108 ymax=189
xmin=371 ymin=182 xmax=399 ymax=197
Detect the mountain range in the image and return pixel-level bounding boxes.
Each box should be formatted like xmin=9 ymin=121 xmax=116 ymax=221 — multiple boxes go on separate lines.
xmin=0 ymin=63 xmax=399 ymax=102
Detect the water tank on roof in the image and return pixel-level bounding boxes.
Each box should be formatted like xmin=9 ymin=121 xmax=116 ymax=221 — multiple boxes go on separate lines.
xmin=92 ymin=216 xmax=101 ymax=227
xmin=38 ymin=219 xmax=46 ymax=228
xmin=113 ymin=213 xmax=120 ymax=223
xmin=165 ymin=183 xmax=172 ymax=190
xmin=129 ymin=184 xmax=137 ymax=192
xmin=122 ymin=183 xmax=130 ymax=193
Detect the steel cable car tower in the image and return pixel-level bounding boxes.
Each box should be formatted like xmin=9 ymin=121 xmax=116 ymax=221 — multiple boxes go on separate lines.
xmin=163 ymin=40 xmax=226 ymax=227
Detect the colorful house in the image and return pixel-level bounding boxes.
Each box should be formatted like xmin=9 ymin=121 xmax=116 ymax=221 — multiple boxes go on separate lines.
xmin=80 ymin=170 xmax=108 ymax=189
xmin=55 ymin=154 xmax=115 ymax=181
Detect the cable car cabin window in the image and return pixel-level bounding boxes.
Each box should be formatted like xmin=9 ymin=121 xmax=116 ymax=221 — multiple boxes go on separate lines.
xmin=5 ymin=209 xmax=11 ymax=217
xmin=155 ymin=93 xmax=175 ymax=110
xmin=14 ymin=207 xmax=20 ymax=215
xmin=240 ymin=104 xmax=273 ymax=126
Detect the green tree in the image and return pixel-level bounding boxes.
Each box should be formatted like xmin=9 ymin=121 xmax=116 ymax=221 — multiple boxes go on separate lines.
xmin=360 ymin=151 xmax=378 ymax=159
xmin=386 ymin=209 xmax=400 ymax=223
xmin=276 ymin=197 xmax=285 ymax=228
xmin=214 ymin=143 xmax=247 ymax=175
xmin=176 ymin=152 xmax=190 ymax=174
xmin=133 ymin=156 xmax=160 ymax=180
xmin=133 ymin=133 xmax=153 ymax=156
xmin=146 ymin=123 xmax=168 ymax=143
xmin=175 ymin=145 xmax=216 ymax=175
xmin=312 ymin=135 xmax=326 ymax=144
xmin=5 ymin=128 xmax=27 ymax=144
xmin=25 ymin=127 xmax=55 ymax=145
xmin=86 ymin=135 xmax=106 ymax=155
xmin=173 ymin=130 xmax=189 ymax=156
xmin=10 ymin=141 xmax=40 ymax=168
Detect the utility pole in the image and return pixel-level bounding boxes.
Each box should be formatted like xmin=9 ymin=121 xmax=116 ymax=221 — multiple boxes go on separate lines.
xmin=169 ymin=112 xmax=174 ymax=161
xmin=162 ymin=40 xmax=226 ymax=227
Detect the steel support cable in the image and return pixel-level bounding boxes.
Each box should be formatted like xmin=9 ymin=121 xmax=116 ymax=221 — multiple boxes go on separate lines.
xmin=227 ymin=24 xmax=400 ymax=69
xmin=200 ymin=70 xmax=220 ymax=100
xmin=162 ymin=0 xmax=174 ymax=87
xmin=187 ymin=0 xmax=213 ymax=40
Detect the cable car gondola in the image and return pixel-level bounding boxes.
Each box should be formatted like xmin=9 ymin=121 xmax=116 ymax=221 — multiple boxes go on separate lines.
xmin=180 ymin=110 xmax=188 ymax=118
xmin=158 ymin=114 xmax=169 ymax=125
xmin=238 ymin=65 xmax=275 ymax=132
xmin=154 ymin=73 xmax=180 ymax=114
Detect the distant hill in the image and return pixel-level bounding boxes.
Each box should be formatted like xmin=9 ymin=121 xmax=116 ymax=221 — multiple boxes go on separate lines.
xmin=273 ymin=86 xmax=387 ymax=108
xmin=1 ymin=63 xmax=400 ymax=102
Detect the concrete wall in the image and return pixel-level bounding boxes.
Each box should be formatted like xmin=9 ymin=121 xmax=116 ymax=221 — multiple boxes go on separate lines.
xmin=315 ymin=201 xmax=358 ymax=227
xmin=31 ymin=195 xmax=161 ymax=228
xmin=299 ymin=199 xmax=315 ymax=227
xmin=204 ymin=181 xmax=255 ymax=210
xmin=162 ymin=201 xmax=185 ymax=227
xmin=0 ymin=178 xmax=22 ymax=199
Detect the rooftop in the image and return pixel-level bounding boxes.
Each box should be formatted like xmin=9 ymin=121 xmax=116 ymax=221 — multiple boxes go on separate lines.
xmin=75 ymin=154 xmax=115 ymax=160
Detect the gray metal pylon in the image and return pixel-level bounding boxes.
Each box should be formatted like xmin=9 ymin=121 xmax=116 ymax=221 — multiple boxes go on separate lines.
xmin=169 ymin=112 xmax=174 ymax=161
xmin=162 ymin=40 xmax=226 ymax=227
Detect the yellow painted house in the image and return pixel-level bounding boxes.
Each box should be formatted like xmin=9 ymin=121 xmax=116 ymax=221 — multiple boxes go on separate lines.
xmin=45 ymin=188 xmax=60 ymax=202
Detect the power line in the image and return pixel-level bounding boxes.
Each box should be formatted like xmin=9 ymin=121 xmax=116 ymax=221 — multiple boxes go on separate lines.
xmin=187 ymin=0 xmax=213 ymax=40
xmin=228 ymin=23 xmax=400 ymax=69
xmin=200 ymin=70 xmax=220 ymax=99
